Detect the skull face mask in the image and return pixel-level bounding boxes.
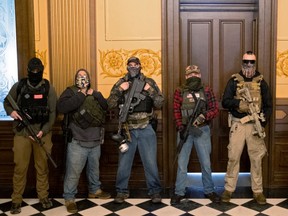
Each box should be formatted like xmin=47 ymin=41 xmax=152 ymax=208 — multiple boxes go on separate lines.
xmin=76 ymin=75 xmax=90 ymax=89
xmin=242 ymin=63 xmax=256 ymax=78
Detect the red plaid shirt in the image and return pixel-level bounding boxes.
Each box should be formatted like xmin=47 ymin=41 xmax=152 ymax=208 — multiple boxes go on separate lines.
xmin=173 ymin=86 xmax=219 ymax=129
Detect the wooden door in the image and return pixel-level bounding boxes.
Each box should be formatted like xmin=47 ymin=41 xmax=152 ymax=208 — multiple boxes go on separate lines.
xmin=179 ymin=1 xmax=258 ymax=172
xmin=163 ymin=0 xmax=277 ymax=186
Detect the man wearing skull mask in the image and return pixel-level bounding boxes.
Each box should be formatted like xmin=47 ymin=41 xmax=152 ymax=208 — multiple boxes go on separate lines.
xmin=57 ymin=69 xmax=110 ymax=214
xmin=107 ymin=56 xmax=164 ymax=204
xmin=4 ymin=57 xmax=57 ymax=214
xmin=221 ymin=51 xmax=272 ymax=204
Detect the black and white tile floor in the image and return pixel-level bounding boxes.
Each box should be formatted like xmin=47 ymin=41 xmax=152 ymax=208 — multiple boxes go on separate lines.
xmin=1 ymin=174 xmax=287 ymax=215
xmin=0 ymin=197 xmax=288 ymax=216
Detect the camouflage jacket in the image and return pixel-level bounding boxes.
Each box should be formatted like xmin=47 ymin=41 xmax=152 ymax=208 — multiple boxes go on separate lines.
xmin=107 ymin=73 xmax=164 ymax=129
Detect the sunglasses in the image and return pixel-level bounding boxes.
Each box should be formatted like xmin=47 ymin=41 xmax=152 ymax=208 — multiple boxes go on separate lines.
xmin=242 ymin=60 xmax=256 ymax=64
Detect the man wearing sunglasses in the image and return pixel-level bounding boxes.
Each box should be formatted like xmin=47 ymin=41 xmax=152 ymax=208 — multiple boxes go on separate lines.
xmin=221 ymin=51 xmax=272 ymax=205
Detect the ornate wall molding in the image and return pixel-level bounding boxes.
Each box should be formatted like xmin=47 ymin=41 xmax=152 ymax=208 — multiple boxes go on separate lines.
xmin=99 ymin=49 xmax=161 ymax=78
xmin=277 ymin=50 xmax=288 ymax=77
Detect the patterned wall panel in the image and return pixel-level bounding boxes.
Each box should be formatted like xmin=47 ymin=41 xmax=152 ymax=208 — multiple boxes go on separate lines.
xmin=0 ymin=0 xmax=18 ymax=120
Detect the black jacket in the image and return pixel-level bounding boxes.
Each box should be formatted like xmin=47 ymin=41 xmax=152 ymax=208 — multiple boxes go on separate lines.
xmin=222 ymin=71 xmax=272 ymax=127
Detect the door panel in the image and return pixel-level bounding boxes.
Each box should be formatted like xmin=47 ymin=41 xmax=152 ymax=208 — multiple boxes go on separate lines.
xmin=180 ymin=1 xmax=257 ymax=172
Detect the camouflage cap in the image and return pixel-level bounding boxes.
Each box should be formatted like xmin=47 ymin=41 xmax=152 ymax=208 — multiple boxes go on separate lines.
xmin=185 ymin=65 xmax=200 ymax=75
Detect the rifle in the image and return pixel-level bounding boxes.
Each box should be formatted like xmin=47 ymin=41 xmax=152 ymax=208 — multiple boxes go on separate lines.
xmin=6 ymin=94 xmax=58 ymax=168
xmin=111 ymin=77 xmax=146 ymax=143
xmin=174 ymin=97 xmax=205 ymax=164
xmin=62 ymin=114 xmax=72 ymax=145
xmin=238 ymin=87 xmax=266 ymax=139
xmin=61 ymin=113 xmax=71 ymax=176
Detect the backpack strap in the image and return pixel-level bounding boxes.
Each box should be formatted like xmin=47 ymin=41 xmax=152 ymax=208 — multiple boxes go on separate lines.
xmin=16 ymin=78 xmax=28 ymax=97
xmin=43 ymin=79 xmax=50 ymax=97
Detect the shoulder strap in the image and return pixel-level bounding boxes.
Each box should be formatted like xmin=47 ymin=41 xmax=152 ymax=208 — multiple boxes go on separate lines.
xmin=43 ymin=79 xmax=50 ymax=97
xmin=68 ymin=86 xmax=78 ymax=95
xmin=16 ymin=78 xmax=28 ymax=97
xmin=232 ymin=73 xmax=243 ymax=82
xmin=252 ymin=74 xmax=263 ymax=83
xmin=17 ymin=78 xmax=50 ymax=97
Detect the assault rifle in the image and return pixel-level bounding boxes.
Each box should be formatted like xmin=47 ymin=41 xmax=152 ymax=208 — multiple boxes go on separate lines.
xmin=111 ymin=78 xmax=146 ymax=143
xmin=6 ymin=94 xmax=58 ymax=168
xmin=62 ymin=114 xmax=72 ymax=145
xmin=61 ymin=113 xmax=72 ymax=175
xmin=238 ymin=87 xmax=266 ymax=139
xmin=174 ymin=98 xmax=205 ymax=164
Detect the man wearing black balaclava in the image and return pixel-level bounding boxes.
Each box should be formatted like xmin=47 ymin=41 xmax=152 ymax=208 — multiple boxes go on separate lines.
xmin=4 ymin=57 xmax=57 ymax=214
xmin=27 ymin=57 xmax=45 ymax=86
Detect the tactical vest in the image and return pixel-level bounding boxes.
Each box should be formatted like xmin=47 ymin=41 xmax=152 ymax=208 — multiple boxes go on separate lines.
xmin=130 ymin=95 xmax=153 ymax=113
xmin=232 ymin=73 xmax=262 ymax=112
xmin=70 ymin=86 xmax=106 ymax=129
xmin=180 ymin=88 xmax=207 ymax=125
xmin=121 ymin=77 xmax=154 ymax=113
xmin=17 ymin=78 xmax=50 ymax=124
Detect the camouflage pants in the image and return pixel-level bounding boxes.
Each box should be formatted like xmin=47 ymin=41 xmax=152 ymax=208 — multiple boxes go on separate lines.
xmin=224 ymin=120 xmax=267 ymax=193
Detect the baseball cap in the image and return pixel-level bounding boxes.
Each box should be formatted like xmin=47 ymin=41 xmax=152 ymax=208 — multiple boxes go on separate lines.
xmin=185 ymin=65 xmax=200 ymax=75
xmin=127 ymin=56 xmax=141 ymax=65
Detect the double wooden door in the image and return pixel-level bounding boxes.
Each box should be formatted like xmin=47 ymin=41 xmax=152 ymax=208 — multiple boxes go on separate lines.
xmin=163 ymin=0 xmax=276 ymax=183
xmin=180 ymin=1 xmax=258 ymax=172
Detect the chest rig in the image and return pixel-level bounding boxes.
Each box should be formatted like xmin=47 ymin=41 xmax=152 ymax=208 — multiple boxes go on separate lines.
xmin=233 ymin=73 xmax=263 ymax=112
xmin=180 ymin=88 xmax=207 ymax=125
xmin=70 ymin=86 xmax=106 ymax=129
xmin=17 ymin=78 xmax=50 ymax=124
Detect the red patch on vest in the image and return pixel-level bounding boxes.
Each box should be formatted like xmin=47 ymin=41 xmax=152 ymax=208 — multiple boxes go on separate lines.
xmin=34 ymin=94 xmax=43 ymax=99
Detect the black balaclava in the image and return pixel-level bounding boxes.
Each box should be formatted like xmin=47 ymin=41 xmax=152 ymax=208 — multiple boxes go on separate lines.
xmin=27 ymin=57 xmax=44 ymax=86
xmin=127 ymin=56 xmax=141 ymax=79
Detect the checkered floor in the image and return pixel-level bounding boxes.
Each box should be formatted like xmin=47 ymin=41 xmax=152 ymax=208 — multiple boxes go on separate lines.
xmin=0 ymin=197 xmax=288 ymax=216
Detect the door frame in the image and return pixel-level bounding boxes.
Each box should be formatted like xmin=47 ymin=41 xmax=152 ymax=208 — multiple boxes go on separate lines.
xmin=161 ymin=0 xmax=278 ymax=187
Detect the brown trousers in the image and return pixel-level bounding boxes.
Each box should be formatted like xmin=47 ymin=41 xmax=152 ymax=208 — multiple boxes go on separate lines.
xmin=11 ymin=132 xmax=53 ymax=203
xmin=224 ymin=119 xmax=267 ymax=193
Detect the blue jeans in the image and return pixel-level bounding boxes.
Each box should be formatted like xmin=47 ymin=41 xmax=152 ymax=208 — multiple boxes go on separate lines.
xmin=63 ymin=138 xmax=101 ymax=200
xmin=116 ymin=124 xmax=162 ymax=195
xmin=175 ymin=125 xmax=215 ymax=196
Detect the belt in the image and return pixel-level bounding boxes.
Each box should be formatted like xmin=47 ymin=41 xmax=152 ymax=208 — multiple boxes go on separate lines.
xmin=231 ymin=116 xmax=241 ymax=122
xmin=231 ymin=116 xmax=253 ymax=124
xmin=127 ymin=117 xmax=149 ymax=125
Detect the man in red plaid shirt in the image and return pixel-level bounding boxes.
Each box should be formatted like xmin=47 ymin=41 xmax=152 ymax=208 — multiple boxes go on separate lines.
xmin=171 ymin=65 xmax=220 ymax=205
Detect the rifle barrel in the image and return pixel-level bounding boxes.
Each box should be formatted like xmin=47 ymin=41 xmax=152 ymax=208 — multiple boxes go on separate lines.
xmin=174 ymin=98 xmax=205 ymax=164
xmin=6 ymin=94 xmax=57 ymax=168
